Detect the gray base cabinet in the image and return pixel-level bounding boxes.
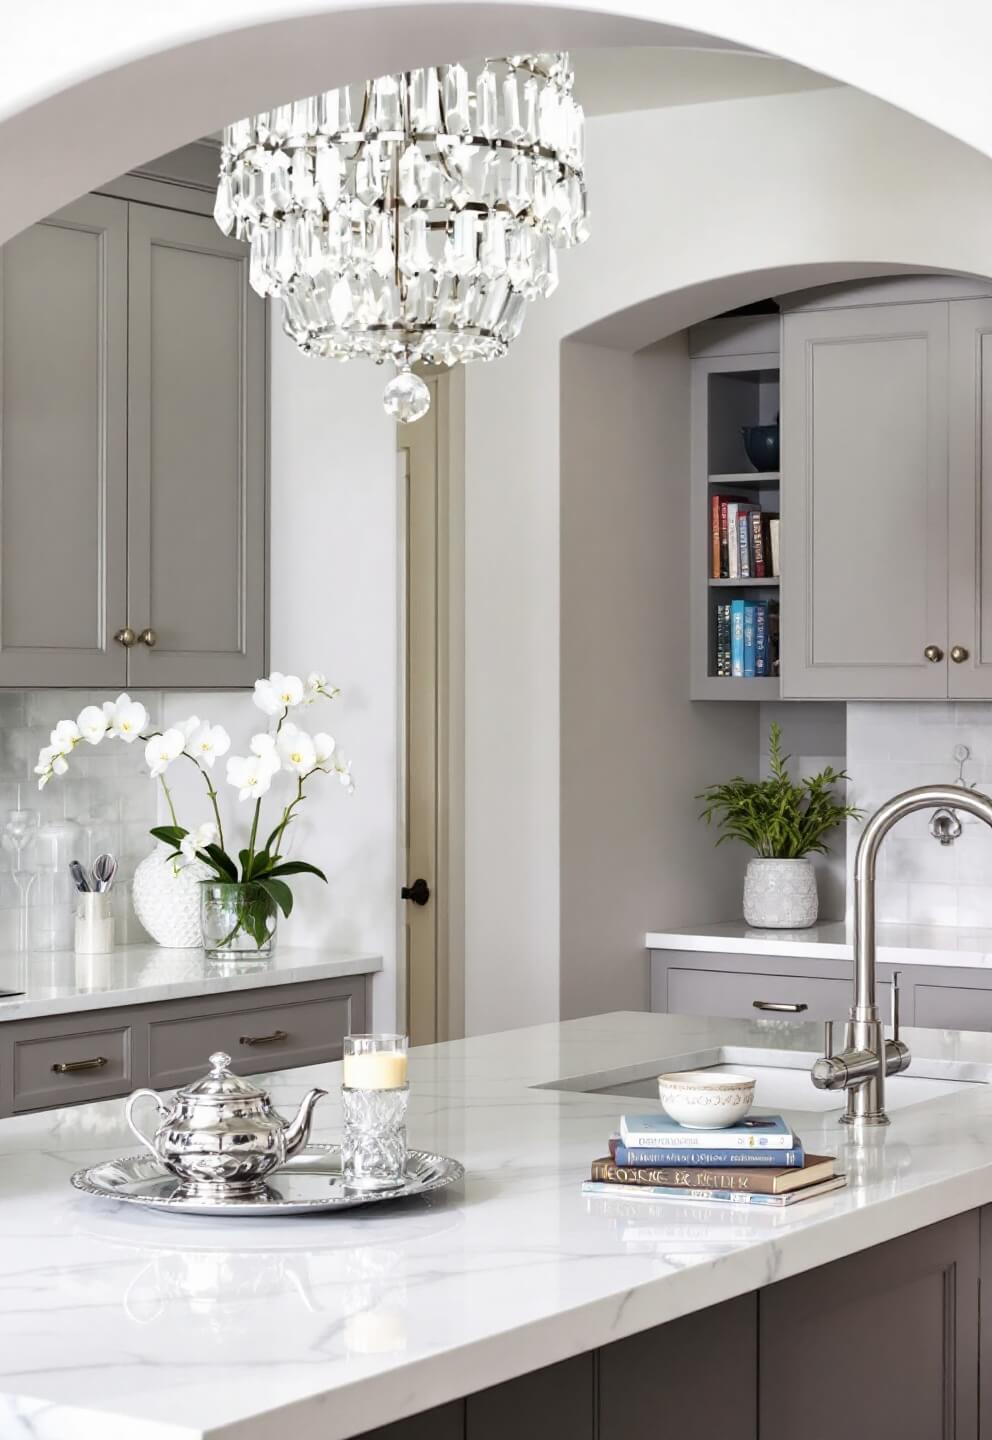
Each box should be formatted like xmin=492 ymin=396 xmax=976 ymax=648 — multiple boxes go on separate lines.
xmin=0 ymin=974 xmax=367 ymax=1116
xmin=649 ymin=947 xmax=992 ymax=1034
xmin=359 ymin=1209 xmax=983 ymax=1439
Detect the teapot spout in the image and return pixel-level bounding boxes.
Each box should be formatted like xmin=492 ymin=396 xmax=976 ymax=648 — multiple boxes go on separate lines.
xmin=284 ymin=1087 xmax=327 ymax=1157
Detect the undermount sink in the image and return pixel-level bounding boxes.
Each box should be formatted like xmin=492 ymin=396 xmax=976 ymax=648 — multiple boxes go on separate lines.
xmin=541 ymin=1045 xmax=992 ymax=1116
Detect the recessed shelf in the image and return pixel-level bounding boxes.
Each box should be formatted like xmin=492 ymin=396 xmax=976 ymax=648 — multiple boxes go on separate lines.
xmin=708 ymin=471 xmax=780 ymax=488
xmin=708 ymin=577 xmax=780 ymax=588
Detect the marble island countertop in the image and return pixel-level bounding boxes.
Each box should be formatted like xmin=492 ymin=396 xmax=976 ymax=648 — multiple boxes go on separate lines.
xmin=6 ymin=1011 xmax=992 ymax=1438
xmin=647 ymin=918 xmax=992 ymax=969
xmin=0 ymin=945 xmax=381 ymax=1021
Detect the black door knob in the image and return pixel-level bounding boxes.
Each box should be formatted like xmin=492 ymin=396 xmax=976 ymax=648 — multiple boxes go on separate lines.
xmin=401 ymin=877 xmax=431 ymax=906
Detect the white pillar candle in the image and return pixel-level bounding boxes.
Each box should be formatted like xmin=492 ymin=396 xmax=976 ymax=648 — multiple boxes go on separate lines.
xmin=342 ymin=1050 xmax=408 ymax=1089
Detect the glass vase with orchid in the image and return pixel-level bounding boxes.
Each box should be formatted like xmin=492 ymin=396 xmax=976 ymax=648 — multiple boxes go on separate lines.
xmin=35 ymin=669 xmax=353 ymax=956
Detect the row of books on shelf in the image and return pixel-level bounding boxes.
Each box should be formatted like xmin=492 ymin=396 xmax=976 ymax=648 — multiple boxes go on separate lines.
xmin=715 ymin=599 xmax=779 ymax=677
xmin=582 ymin=1112 xmax=845 ymax=1209
xmin=711 ymin=494 xmax=780 ymax=579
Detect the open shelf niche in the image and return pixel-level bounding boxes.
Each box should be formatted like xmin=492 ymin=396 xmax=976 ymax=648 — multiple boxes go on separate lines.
xmin=689 ymin=322 xmax=781 ymax=700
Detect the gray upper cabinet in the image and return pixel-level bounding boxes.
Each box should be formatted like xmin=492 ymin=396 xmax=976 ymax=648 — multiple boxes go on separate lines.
xmin=781 ymin=301 xmax=950 ymax=699
xmin=948 ymin=297 xmax=992 ymax=699
xmin=127 ymin=206 xmax=266 ymax=687
xmin=0 ymin=195 xmax=128 ymax=687
xmin=0 ymin=186 xmax=266 ymax=689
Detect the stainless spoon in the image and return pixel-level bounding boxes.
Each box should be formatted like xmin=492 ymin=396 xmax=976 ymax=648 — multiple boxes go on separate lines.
xmin=91 ymin=853 xmax=118 ymax=893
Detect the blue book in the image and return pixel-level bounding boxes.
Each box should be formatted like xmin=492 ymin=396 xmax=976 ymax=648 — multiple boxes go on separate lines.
xmin=730 ymin=599 xmax=745 ymax=677
xmin=743 ymin=602 xmax=757 ymax=677
xmin=583 ymin=1177 xmax=845 ymax=1207
xmin=620 ymin=1112 xmax=795 ymax=1150
xmin=615 ymin=1143 xmax=804 ymax=1168
xmin=755 ymin=601 xmax=768 ymax=676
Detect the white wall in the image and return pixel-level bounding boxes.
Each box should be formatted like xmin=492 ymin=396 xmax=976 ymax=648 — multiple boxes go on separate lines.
xmin=163 ymin=330 xmax=399 ymax=1027
xmin=463 ymin=83 xmax=992 ymax=1034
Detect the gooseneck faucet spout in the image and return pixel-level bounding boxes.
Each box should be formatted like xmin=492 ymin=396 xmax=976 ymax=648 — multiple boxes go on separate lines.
xmin=812 ymin=784 xmax=992 ymax=1127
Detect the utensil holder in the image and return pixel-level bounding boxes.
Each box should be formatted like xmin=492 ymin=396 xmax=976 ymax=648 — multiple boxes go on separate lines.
xmin=75 ymin=892 xmax=114 ymax=955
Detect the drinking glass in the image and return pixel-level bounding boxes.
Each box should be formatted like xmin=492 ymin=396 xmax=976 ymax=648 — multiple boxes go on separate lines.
xmin=2 ymin=809 xmax=39 ymax=951
xmin=341 ymin=1035 xmax=409 ymax=1190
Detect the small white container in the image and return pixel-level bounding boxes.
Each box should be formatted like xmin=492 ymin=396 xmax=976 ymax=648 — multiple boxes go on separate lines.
xmin=75 ymin=892 xmax=114 ymax=956
xmin=657 ymin=1070 xmax=756 ymax=1129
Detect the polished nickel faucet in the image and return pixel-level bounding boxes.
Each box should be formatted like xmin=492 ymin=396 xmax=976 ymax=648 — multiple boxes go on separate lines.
xmin=812 ymin=784 xmax=992 ymax=1126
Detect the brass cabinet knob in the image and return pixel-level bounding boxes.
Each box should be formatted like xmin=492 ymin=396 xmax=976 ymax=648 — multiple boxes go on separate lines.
xmin=114 ymin=626 xmax=136 ymax=648
xmin=138 ymin=628 xmax=157 ymax=648
xmin=924 ymin=644 xmax=944 ymax=663
xmin=951 ymin=645 xmax=969 ymax=663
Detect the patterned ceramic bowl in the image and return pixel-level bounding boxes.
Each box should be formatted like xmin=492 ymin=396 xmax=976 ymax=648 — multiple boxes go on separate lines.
xmin=657 ymin=1070 xmax=756 ymax=1129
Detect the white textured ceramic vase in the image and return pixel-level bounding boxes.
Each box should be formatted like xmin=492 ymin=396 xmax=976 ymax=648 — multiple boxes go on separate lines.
xmin=132 ymin=845 xmax=212 ymax=948
xmin=743 ymin=857 xmax=819 ymax=929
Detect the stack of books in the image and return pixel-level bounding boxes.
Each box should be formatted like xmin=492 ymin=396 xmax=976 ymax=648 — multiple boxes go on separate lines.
xmin=715 ymin=598 xmax=779 ymax=677
xmin=710 ymin=495 xmax=780 ymax=579
xmin=583 ymin=1112 xmax=845 ymax=1209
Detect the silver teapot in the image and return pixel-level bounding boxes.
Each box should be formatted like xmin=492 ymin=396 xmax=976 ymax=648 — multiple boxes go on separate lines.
xmin=125 ymin=1052 xmax=326 ymax=1197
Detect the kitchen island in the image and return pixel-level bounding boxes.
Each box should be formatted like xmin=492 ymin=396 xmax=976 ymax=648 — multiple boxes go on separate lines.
xmin=3 ymin=1009 xmax=992 ymax=1439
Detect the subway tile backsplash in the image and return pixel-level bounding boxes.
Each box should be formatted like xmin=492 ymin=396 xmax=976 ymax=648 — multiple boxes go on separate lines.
xmin=846 ymin=703 xmax=992 ymax=928
xmin=0 ymin=690 xmax=163 ymax=949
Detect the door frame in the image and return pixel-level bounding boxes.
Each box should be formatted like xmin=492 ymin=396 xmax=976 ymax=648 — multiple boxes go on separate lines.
xmin=397 ymin=368 xmax=465 ymax=1042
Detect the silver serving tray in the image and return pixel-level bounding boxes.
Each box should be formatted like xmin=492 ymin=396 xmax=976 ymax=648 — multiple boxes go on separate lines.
xmin=71 ymin=1145 xmax=464 ymax=1217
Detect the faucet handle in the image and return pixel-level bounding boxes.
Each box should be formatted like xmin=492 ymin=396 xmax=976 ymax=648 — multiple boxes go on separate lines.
xmin=823 ymin=1020 xmax=834 ymax=1059
xmin=891 ymin=970 xmax=901 ymax=1045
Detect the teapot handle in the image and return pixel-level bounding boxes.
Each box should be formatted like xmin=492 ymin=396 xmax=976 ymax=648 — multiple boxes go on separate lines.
xmin=125 ymin=1088 xmax=168 ymax=1159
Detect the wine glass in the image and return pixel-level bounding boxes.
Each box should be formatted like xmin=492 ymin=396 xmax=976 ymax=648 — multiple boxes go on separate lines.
xmin=3 ymin=809 xmax=39 ymax=951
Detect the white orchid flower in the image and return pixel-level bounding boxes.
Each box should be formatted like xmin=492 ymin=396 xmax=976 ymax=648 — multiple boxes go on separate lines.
xmin=145 ymin=728 xmax=186 ymax=779
xmin=186 ymin=722 xmax=231 ymax=768
xmin=179 ymin=821 xmax=219 ymax=864
xmin=304 ymin=671 xmax=340 ymax=704
xmin=250 ymin=732 xmax=279 ymax=763
xmin=226 ymin=748 xmax=280 ymax=801
xmin=277 ymin=723 xmax=316 ymax=777
xmin=176 ymin=715 xmax=201 ymax=740
xmin=34 ymin=744 xmax=68 ymax=789
xmin=101 ymin=693 xmax=147 ymax=741
xmin=77 ymin=705 xmax=109 ymax=745
xmin=49 ymin=719 xmax=80 ymax=756
xmin=332 ymin=754 xmax=355 ymax=793
xmin=313 ymin=732 xmax=336 ymax=767
xmin=253 ymin=671 xmax=304 ymax=715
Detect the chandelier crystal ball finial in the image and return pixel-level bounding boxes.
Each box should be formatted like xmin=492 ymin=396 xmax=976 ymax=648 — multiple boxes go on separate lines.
xmin=383 ymin=367 xmax=431 ymax=423
xmin=214 ymin=55 xmax=589 ymax=422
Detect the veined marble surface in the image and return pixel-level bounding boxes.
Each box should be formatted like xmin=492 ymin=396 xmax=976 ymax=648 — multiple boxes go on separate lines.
xmin=647 ymin=918 xmax=992 ymax=969
xmin=0 ymin=945 xmax=381 ymax=1021
xmin=4 ymin=1011 xmax=992 ymax=1438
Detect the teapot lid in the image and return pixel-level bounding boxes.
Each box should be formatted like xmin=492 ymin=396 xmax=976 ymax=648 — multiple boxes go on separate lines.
xmin=179 ymin=1052 xmax=266 ymax=1102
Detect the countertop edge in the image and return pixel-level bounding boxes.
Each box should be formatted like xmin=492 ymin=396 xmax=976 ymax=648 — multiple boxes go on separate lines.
xmin=0 ymin=949 xmax=383 ymax=1023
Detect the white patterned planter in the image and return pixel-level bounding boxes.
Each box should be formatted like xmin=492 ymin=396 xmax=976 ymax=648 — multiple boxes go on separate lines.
xmin=743 ymin=857 xmax=818 ymax=929
xmin=132 ymin=845 xmax=212 ymax=949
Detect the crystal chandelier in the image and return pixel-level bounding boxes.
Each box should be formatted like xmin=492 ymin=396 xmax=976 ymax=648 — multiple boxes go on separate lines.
xmin=214 ymin=55 xmax=588 ymax=421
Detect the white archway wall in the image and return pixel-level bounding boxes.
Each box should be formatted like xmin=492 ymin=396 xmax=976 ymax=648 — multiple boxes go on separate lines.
xmin=6 ymin=2 xmax=992 ymax=242
xmin=463 ymin=83 xmax=992 ymax=1035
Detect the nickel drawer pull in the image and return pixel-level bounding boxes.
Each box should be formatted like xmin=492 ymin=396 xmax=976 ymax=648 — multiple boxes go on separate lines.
xmin=51 ymin=1056 xmax=108 ymax=1074
xmin=239 ymin=1030 xmax=288 ymax=1047
xmin=752 ymin=1001 xmax=808 ymax=1014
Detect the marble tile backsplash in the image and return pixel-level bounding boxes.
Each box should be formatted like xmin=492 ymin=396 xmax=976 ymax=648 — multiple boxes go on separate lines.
xmin=845 ymin=703 xmax=992 ymax=927
xmin=0 ymin=690 xmax=163 ymax=949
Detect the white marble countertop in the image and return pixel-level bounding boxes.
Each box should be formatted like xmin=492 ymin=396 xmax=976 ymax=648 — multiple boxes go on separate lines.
xmin=0 ymin=945 xmax=381 ymax=1021
xmin=5 ymin=1010 xmax=992 ymax=1438
xmin=646 ymin=919 xmax=992 ymax=969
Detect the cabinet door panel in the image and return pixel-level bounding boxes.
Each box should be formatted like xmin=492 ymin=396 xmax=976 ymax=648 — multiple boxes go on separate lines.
xmin=760 ymin=1211 xmax=978 ymax=1439
xmin=127 ymin=204 xmax=265 ymax=687
xmin=949 ymin=299 xmax=992 ymax=697
xmin=781 ymin=302 xmax=949 ymax=698
xmin=600 ymin=1294 xmax=756 ymax=1438
xmin=668 ymin=965 xmax=890 ymax=1023
xmin=0 ymin=195 xmax=128 ymax=685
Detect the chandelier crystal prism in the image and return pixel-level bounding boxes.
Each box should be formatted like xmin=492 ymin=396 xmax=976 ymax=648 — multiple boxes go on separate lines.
xmin=214 ymin=55 xmax=589 ymax=420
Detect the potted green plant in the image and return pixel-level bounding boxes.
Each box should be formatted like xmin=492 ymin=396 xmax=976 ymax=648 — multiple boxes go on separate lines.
xmin=697 ymin=722 xmax=861 ymax=929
